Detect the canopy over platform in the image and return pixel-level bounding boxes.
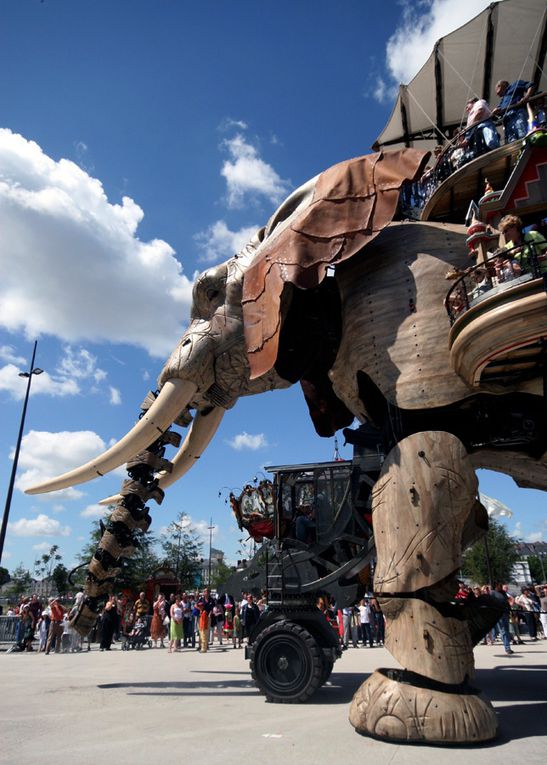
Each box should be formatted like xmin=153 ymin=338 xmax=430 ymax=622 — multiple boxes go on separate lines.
xmin=373 ymin=0 xmax=547 ymax=151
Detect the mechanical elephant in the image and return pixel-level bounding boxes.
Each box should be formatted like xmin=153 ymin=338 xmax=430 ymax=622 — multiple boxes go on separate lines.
xmin=27 ymin=148 xmax=546 ymax=744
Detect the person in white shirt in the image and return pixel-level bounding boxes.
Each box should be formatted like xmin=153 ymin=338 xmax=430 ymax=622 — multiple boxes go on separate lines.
xmin=464 ymin=97 xmax=500 ymax=153
xmin=358 ymin=598 xmax=374 ymax=647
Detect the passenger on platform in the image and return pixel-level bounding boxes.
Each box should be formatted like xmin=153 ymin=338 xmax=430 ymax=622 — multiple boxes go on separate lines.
xmin=295 ymin=503 xmax=316 ymax=542
xmin=499 ymin=215 xmax=547 ymax=281
xmin=464 ymin=97 xmax=500 ymax=154
xmin=469 ymin=266 xmax=491 ymax=299
xmin=491 ymin=252 xmax=519 ymax=283
xmin=493 ymin=79 xmax=535 ymax=143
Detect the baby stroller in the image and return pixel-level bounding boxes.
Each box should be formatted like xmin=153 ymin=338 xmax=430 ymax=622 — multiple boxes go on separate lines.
xmin=121 ymin=615 xmax=152 ymax=650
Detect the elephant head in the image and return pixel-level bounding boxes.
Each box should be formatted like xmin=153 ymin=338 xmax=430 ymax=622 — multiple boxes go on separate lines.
xmin=25 ymin=149 xmax=428 ymax=498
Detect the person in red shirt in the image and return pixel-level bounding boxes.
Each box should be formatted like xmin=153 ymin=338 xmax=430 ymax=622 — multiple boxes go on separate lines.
xmin=45 ymin=597 xmax=65 ymax=655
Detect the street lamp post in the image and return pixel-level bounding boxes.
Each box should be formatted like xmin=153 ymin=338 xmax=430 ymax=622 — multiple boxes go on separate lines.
xmin=0 ymin=341 xmax=43 ymax=564
xmin=173 ymin=522 xmax=183 ymax=585
xmin=207 ymin=517 xmax=215 ymax=587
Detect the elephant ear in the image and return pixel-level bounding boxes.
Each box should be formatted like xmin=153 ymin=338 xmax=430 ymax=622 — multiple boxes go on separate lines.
xmin=242 ymin=148 xmax=430 ymax=380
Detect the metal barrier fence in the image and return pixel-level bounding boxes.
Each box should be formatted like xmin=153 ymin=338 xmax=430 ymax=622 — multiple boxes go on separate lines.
xmin=0 ymin=615 xmax=19 ymax=646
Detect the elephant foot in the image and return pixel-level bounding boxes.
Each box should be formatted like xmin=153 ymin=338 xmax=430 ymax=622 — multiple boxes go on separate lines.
xmin=349 ymin=669 xmax=497 ymax=745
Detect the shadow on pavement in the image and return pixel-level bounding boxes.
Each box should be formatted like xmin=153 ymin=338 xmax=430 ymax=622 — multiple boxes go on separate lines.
xmin=477 ymin=665 xmax=547 ymax=742
xmin=97 ymin=663 xmax=547 ymax=742
xmin=98 ymin=670 xmax=369 ymax=703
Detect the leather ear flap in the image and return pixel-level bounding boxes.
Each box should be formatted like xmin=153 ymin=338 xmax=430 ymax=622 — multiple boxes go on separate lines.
xmin=242 ymin=148 xmax=430 ymax=380
xmin=300 ymin=376 xmax=354 ymax=438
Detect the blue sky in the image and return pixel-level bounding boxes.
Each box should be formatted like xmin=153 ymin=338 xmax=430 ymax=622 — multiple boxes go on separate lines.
xmin=1 ymin=0 xmax=544 ymax=576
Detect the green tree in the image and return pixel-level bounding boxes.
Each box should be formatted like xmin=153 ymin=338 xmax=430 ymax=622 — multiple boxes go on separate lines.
xmin=51 ymin=563 xmax=69 ymax=596
xmin=118 ymin=530 xmax=160 ymax=592
xmin=527 ymin=555 xmax=547 ymax=584
xmin=0 ymin=566 xmax=10 ymax=586
xmin=160 ymin=512 xmax=203 ymax=590
xmin=77 ymin=515 xmax=160 ymax=594
xmin=33 ymin=544 xmax=62 ymax=595
xmin=461 ymin=518 xmax=520 ymax=585
xmin=4 ymin=563 xmax=32 ymax=599
xmin=211 ymin=559 xmax=234 ymax=589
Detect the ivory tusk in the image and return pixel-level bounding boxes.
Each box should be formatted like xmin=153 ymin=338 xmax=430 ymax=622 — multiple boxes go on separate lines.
xmin=97 ymin=406 xmax=225 ymax=506
xmin=25 ymin=379 xmax=198 ymax=495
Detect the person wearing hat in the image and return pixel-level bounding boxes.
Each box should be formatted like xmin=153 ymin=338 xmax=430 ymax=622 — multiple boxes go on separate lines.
xmin=45 ymin=596 xmax=66 ymax=654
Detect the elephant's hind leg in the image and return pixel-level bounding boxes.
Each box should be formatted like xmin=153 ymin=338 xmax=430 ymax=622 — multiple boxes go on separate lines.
xmin=349 ymin=431 xmax=497 ymax=744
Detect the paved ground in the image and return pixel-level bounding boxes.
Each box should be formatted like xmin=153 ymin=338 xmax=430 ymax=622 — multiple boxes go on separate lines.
xmin=1 ymin=638 xmax=546 ymax=765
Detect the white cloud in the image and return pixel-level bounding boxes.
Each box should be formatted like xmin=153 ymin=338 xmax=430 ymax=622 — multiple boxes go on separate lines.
xmin=195 ymin=220 xmax=259 ymax=263
xmin=57 ymin=347 xmax=106 ymax=382
xmin=221 ymin=134 xmax=290 ymax=208
xmin=218 ymin=118 xmax=249 ymax=132
xmin=109 ymin=386 xmax=122 ymax=405
xmin=0 ymin=363 xmax=80 ymax=401
xmin=227 ymin=432 xmax=268 ymax=451
xmin=9 ymin=514 xmax=70 ymax=537
xmin=524 ymin=531 xmax=544 ymax=543
xmin=370 ymin=76 xmax=397 ymax=105
xmin=0 ymin=128 xmax=194 ymax=357
xmin=374 ymin=0 xmax=492 ymax=100
xmin=80 ymin=503 xmax=108 ymax=518
xmin=13 ymin=429 xmax=108 ymax=500
xmin=0 ymin=345 xmax=26 ymax=365
xmin=32 ymin=541 xmax=52 ymax=551
xmin=2 ymin=551 xmax=12 ymax=560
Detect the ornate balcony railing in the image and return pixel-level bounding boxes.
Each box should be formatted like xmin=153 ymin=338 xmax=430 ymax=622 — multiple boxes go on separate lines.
xmin=399 ymin=92 xmax=546 ymax=219
xmin=445 ymin=241 xmax=546 ymax=325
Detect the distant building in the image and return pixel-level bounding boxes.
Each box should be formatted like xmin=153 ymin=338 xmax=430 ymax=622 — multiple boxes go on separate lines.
xmin=514 ymin=541 xmax=547 ymax=584
xmin=199 ymin=547 xmax=225 ymax=587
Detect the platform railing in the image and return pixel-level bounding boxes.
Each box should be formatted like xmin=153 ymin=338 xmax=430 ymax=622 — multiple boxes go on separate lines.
xmin=445 ymin=242 xmax=545 ymax=325
xmin=399 ymin=92 xmax=546 ymax=218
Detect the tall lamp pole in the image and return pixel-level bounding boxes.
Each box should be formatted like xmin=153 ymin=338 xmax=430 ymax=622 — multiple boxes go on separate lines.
xmin=207 ymin=517 xmax=215 ymax=587
xmin=0 ymin=341 xmax=43 ymax=564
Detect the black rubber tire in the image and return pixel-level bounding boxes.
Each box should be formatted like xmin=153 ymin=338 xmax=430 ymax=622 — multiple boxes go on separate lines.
xmin=250 ymin=621 xmax=323 ymax=703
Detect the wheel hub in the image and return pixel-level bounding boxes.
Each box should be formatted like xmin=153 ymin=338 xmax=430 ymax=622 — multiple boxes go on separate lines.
xmin=277 ymin=655 xmax=289 ymax=671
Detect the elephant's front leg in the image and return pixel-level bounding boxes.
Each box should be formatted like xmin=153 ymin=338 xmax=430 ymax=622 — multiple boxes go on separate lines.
xmin=349 ymin=431 xmax=497 ymax=744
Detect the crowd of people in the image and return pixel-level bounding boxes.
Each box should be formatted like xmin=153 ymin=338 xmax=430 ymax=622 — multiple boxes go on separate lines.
xmin=415 ymin=78 xmax=545 ymax=211
xmin=455 ymin=582 xmax=547 ymax=654
xmin=4 ymin=580 xmax=546 ymax=656
xmin=445 ymin=212 xmax=547 ymax=320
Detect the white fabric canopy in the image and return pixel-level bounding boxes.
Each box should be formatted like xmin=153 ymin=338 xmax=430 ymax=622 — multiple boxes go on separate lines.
xmin=374 ymin=0 xmax=547 ymax=150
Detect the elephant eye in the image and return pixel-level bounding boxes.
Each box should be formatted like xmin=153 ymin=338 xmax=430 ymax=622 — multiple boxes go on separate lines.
xmin=207 ymin=288 xmax=220 ymax=302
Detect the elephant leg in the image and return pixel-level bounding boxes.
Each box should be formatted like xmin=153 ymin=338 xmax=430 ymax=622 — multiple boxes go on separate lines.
xmin=349 ymin=431 xmax=497 ymax=744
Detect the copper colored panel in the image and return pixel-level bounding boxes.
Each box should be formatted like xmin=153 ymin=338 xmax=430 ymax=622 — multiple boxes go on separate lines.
xmin=242 ymin=149 xmax=429 ymax=379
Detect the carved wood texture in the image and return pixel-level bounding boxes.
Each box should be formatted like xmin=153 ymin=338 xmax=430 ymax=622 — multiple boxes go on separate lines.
xmin=331 ymin=221 xmax=473 ymax=415
xmin=349 ymin=670 xmax=497 ymax=743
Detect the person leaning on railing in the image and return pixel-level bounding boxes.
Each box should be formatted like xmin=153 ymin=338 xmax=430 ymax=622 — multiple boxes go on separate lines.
xmin=464 ymin=97 xmax=500 ymax=156
xmin=492 ymin=79 xmax=535 ymax=143
xmin=498 ymin=214 xmax=547 ymax=285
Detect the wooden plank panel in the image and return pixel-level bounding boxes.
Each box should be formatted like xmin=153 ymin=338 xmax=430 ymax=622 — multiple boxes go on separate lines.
xmin=331 ymin=221 xmax=474 ymax=411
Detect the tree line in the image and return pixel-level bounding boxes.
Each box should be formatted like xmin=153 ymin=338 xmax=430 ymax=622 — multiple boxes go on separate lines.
xmin=2 ymin=511 xmax=234 ymax=600
xmin=2 ymin=517 xmax=542 ymax=601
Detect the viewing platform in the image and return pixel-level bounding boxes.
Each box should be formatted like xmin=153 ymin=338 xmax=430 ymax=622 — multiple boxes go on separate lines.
xmin=446 ymin=244 xmax=546 ymax=390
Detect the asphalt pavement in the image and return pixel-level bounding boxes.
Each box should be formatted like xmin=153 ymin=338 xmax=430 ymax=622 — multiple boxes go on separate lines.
xmin=1 ymin=638 xmax=546 ymax=765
